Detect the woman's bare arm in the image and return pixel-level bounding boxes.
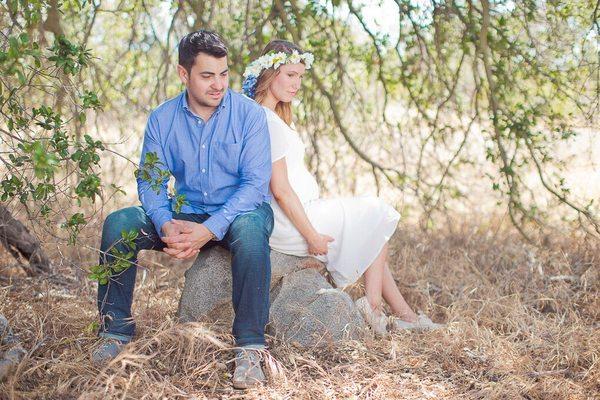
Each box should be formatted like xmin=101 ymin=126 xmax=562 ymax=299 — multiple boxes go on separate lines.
xmin=270 ymin=157 xmax=333 ymax=255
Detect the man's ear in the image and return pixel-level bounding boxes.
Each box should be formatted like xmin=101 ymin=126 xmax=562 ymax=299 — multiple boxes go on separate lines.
xmin=177 ymin=64 xmax=188 ymax=85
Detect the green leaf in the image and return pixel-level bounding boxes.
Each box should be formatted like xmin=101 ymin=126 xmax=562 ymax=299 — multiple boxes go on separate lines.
xmin=84 ymin=320 xmax=100 ymax=334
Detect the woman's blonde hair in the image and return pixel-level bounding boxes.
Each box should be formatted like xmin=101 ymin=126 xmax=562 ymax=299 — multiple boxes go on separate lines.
xmin=254 ymin=40 xmax=305 ymax=126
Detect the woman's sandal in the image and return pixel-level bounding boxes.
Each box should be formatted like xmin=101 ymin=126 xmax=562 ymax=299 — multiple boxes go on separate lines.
xmin=355 ymin=297 xmax=388 ymax=336
xmin=390 ymin=311 xmax=444 ymax=332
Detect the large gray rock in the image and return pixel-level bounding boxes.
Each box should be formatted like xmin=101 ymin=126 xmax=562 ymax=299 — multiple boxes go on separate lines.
xmin=177 ymin=247 xmax=232 ymax=323
xmin=177 ymin=247 xmax=323 ymax=323
xmin=0 ymin=315 xmax=26 ymax=382
xmin=268 ymin=269 xmax=365 ymax=347
xmin=177 ymin=247 xmax=366 ymax=347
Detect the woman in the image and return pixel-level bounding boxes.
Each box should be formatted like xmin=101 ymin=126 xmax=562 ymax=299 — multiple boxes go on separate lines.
xmin=243 ymin=40 xmax=441 ymax=335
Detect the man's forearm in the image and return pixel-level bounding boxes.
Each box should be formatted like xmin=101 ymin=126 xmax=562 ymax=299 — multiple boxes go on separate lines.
xmin=137 ymin=184 xmax=172 ymax=234
xmin=203 ymin=183 xmax=265 ymax=240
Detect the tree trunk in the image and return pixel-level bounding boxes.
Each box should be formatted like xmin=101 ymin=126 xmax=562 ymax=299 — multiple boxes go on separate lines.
xmin=0 ymin=205 xmax=51 ymax=276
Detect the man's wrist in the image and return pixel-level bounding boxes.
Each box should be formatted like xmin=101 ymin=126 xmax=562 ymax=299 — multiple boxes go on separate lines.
xmin=159 ymin=219 xmax=172 ymax=236
xmin=203 ymin=214 xmax=229 ymax=241
xmin=203 ymin=224 xmax=217 ymax=241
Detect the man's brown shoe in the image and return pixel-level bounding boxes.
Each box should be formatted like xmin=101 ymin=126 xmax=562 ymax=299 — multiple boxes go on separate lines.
xmin=232 ymin=348 xmax=266 ymax=389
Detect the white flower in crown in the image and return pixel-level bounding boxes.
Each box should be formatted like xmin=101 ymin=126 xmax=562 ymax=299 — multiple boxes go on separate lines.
xmin=243 ymin=50 xmax=315 ymax=79
xmin=288 ymin=50 xmax=302 ymax=64
xmin=271 ymin=52 xmax=287 ymax=69
xmin=258 ymin=54 xmax=270 ymax=68
xmin=303 ymin=52 xmax=314 ymax=68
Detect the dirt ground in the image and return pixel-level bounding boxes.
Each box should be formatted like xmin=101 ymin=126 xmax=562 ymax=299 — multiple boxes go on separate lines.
xmin=0 ymin=221 xmax=598 ymax=399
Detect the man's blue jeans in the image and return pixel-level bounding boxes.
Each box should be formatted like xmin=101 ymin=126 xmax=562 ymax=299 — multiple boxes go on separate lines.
xmin=97 ymin=203 xmax=274 ymax=347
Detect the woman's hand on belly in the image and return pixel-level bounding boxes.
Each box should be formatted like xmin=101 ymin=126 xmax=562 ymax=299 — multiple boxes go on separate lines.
xmin=307 ymin=232 xmax=334 ymax=256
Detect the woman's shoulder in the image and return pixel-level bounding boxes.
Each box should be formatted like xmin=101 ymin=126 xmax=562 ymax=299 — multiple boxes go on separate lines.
xmin=262 ymin=106 xmax=285 ymax=123
xmin=263 ymin=107 xmax=292 ymax=132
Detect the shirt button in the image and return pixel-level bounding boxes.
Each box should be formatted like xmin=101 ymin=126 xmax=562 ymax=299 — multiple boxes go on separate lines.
xmin=201 ymin=144 xmax=206 ymax=149
xmin=203 ymin=192 xmax=208 ymax=196
xmin=197 ymin=120 xmax=201 ymax=124
xmin=201 ymin=168 xmax=206 ymax=173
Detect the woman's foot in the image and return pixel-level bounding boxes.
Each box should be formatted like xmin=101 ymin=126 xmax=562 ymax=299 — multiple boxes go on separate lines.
xmin=355 ymin=297 xmax=388 ymax=336
xmin=390 ymin=312 xmax=443 ymax=332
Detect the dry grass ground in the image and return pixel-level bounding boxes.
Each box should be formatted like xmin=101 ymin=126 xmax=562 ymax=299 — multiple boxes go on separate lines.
xmin=0 ymin=219 xmax=598 ymax=399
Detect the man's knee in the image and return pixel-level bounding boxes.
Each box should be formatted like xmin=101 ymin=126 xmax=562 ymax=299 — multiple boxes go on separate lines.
xmin=102 ymin=206 xmax=150 ymax=245
xmin=104 ymin=207 xmax=145 ymax=230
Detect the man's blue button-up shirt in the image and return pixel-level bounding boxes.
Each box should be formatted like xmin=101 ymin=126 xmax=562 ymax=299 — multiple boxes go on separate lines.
xmin=136 ymin=89 xmax=271 ymax=240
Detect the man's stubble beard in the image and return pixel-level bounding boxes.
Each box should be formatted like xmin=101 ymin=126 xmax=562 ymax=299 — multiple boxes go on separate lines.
xmin=190 ymin=89 xmax=225 ymax=109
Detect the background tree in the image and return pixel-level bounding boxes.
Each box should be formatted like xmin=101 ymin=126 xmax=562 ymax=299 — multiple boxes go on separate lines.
xmin=0 ymin=0 xmax=109 ymax=274
xmin=1 ymin=0 xmax=598 ymax=276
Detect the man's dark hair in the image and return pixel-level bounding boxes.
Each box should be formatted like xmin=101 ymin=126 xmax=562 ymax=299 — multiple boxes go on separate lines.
xmin=178 ymin=30 xmax=228 ymax=72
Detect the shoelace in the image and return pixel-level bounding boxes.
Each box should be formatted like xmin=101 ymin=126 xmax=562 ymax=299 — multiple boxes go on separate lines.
xmin=247 ymin=350 xmax=264 ymax=366
xmin=235 ymin=349 xmax=264 ymax=367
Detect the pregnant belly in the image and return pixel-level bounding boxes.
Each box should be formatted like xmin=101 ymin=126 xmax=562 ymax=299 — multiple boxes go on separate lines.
xmin=289 ymin=169 xmax=320 ymax=203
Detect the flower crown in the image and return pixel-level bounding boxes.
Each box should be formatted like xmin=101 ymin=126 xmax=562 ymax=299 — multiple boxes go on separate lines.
xmin=242 ymin=50 xmax=314 ymax=99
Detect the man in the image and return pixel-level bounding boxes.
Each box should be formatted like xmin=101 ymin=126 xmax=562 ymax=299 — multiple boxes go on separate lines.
xmin=92 ymin=30 xmax=273 ymax=389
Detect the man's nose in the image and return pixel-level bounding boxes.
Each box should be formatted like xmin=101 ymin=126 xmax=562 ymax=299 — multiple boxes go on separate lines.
xmin=212 ymin=76 xmax=225 ymax=90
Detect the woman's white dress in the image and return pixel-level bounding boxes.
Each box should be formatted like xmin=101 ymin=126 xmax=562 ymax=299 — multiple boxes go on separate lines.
xmin=265 ymin=107 xmax=400 ymax=287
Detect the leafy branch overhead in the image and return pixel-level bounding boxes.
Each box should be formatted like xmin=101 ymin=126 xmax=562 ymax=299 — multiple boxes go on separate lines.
xmin=1 ymin=1 xmax=110 ymax=247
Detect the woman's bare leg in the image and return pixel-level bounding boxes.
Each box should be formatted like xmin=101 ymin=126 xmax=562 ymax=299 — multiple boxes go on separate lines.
xmin=363 ymin=243 xmax=418 ymax=322
xmin=363 ymin=243 xmax=387 ymax=314
xmin=382 ymin=262 xmax=418 ymax=322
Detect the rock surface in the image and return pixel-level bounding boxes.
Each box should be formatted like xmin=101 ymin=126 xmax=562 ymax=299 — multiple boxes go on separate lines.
xmin=0 ymin=314 xmax=26 ymax=382
xmin=177 ymin=247 xmax=325 ymax=323
xmin=268 ymin=268 xmax=365 ymax=346
xmin=177 ymin=247 xmax=366 ymax=346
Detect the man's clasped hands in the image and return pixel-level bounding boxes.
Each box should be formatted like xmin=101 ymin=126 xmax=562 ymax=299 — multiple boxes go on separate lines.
xmin=160 ymin=220 xmax=215 ymax=260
